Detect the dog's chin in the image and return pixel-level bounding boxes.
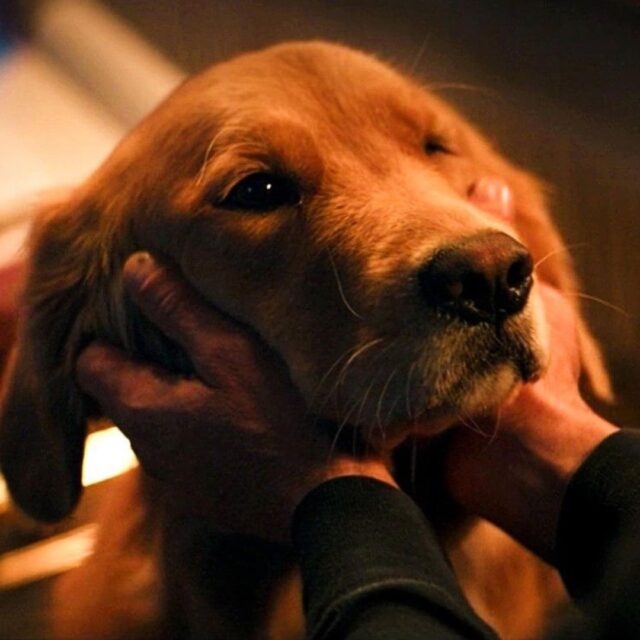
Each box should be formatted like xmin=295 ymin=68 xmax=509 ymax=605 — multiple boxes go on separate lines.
xmin=367 ymin=361 xmax=535 ymax=451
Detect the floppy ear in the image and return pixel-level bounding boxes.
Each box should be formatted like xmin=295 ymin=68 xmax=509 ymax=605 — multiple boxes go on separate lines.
xmin=0 ymin=195 xmax=96 ymax=522
xmin=509 ymin=170 xmax=613 ymax=402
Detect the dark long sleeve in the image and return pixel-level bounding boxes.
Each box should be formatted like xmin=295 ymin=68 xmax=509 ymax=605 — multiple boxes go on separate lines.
xmin=292 ymin=476 xmax=498 ymax=640
xmin=552 ymin=429 xmax=640 ymax=636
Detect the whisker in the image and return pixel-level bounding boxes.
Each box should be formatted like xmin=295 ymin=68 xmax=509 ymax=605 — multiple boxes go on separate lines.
xmin=375 ymin=369 xmax=398 ymax=435
xmin=196 ymin=137 xmax=217 ymax=186
xmin=404 ymin=361 xmax=419 ymax=421
xmin=328 ymin=250 xmax=363 ymax=320
xmin=408 ymin=32 xmax=431 ymax=75
xmin=489 ymin=406 xmax=502 ymax=444
xmin=312 ymin=338 xmax=387 ymax=443
xmin=533 ymin=242 xmax=589 ymax=271
xmin=562 ymin=291 xmax=631 ymax=318
xmin=352 ymin=341 xmax=397 ymax=430
xmin=456 ymin=412 xmax=491 ymax=438
xmin=354 ymin=376 xmax=378 ymax=430
xmin=325 ymin=415 xmax=351 ymax=462
xmin=426 ymin=82 xmax=498 ymax=99
xmin=383 ymin=388 xmax=404 ymax=428
xmin=319 ymin=337 xmax=385 ymax=415
xmin=329 ymin=339 xmax=398 ymax=455
xmin=308 ymin=343 xmax=368 ymax=409
xmin=326 ymin=395 xmax=365 ymax=461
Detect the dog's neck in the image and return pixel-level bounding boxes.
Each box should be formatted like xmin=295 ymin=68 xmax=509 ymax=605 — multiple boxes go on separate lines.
xmin=141 ymin=475 xmax=302 ymax=640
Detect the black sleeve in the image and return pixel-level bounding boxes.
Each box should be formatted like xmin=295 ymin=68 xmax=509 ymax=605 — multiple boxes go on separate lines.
xmin=555 ymin=429 xmax=640 ymax=597
xmin=553 ymin=429 xmax=640 ymax=635
xmin=292 ymin=476 xmax=498 ymax=640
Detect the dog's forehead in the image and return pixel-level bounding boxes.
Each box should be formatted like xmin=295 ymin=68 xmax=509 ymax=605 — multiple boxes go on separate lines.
xmin=184 ymin=42 xmax=446 ymax=138
xmin=112 ymin=42 xmax=480 ymax=199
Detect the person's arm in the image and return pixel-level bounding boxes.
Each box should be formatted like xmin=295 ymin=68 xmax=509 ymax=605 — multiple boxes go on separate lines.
xmin=293 ymin=476 xmax=497 ymax=640
xmin=555 ymin=428 xmax=640 ymax=602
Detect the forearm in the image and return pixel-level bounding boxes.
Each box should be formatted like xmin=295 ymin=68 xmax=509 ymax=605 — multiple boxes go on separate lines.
xmin=292 ymin=476 xmax=497 ymax=640
xmin=555 ymin=429 xmax=640 ymax=601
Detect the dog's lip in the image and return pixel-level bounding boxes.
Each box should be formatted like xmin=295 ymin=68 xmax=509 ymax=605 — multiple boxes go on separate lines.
xmin=384 ymin=353 xmax=541 ymax=443
xmin=375 ymin=407 xmax=457 ymax=448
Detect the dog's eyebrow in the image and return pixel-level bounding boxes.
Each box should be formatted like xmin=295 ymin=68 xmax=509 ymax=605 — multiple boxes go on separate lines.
xmin=197 ymin=117 xmax=324 ymax=189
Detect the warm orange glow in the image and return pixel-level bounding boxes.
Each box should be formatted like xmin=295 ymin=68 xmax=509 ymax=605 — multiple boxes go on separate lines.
xmin=0 ymin=426 xmax=139 ymax=514
xmin=0 ymin=427 xmax=138 ymax=589
xmin=81 ymin=426 xmax=138 ymax=486
xmin=0 ymin=525 xmax=96 ymax=589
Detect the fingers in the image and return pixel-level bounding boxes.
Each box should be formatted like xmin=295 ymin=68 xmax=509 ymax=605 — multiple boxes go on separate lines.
xmin=76 ymin=341 xmax=201 ymax=452
xmin=123 ymin=252 xmax=244 ymax=373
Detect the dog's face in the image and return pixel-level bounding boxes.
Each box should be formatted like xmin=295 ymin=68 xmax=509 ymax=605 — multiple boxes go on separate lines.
xmin=133 ymin=42 xmax=548 ymax=440
xmin=0 ymin=42 xmax=609 ymax=520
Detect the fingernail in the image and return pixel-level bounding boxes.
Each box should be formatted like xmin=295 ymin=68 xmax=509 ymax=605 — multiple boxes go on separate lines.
xmin=469 ymin=177 xmax=515 ymax=221
xmin=496 ymin=182 xmax=515 ymax=219
xmin=124 ymin=251 xmax=156 ymax=290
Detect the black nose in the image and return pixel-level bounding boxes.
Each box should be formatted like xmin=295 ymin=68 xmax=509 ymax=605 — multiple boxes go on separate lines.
xmin=419 ymin=231 xmax=533 ymax=324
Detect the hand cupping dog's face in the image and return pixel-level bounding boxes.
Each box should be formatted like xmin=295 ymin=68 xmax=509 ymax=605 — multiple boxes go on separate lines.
xmin=76 ymin=253 xmax=397 ymax=540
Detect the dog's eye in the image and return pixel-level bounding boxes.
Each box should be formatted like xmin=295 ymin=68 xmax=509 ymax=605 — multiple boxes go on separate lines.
xmin=221 ymin=173 xmax=301 ymax=211
xmin=424 ymin=137 xmax=452 ymax=156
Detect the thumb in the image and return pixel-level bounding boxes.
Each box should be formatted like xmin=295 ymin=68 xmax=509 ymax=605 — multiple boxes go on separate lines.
xmin=123 ymin=252 xmax=239 ymax=367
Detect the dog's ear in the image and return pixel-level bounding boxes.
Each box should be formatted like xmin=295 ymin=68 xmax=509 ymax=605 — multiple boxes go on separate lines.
xmin=509 ymin=170 xmax=613 ymax=402
xmin=0 ymin=195 xmax=96 ymax=522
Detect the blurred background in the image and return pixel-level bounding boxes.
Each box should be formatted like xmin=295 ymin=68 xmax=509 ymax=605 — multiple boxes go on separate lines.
xmin=0 ymin=1 xmax=638 ymax=637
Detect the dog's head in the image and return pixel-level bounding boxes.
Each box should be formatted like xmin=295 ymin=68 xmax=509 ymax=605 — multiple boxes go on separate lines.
xmin=0 ymin=41 xmax=610 ymax=521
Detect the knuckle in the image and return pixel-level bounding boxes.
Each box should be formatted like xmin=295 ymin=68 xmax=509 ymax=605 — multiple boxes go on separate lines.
xmin=108 ymin=383 xmax=153 ymax=427
xmin=153 ymin=285 xmax=188 ymax=322
xmin=136 ymin=267 xmax=184 ymax=315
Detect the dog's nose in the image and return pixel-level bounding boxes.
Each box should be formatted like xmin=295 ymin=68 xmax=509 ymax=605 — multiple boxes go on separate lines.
xmin=419 ymin=231 xmax=533 ymax=324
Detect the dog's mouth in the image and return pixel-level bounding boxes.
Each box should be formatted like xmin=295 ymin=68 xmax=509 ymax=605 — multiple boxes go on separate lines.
xmin=396 ymin=328 xmax=540 ymax=445
xmin=310 ymin=314 xmax=543 ymax=449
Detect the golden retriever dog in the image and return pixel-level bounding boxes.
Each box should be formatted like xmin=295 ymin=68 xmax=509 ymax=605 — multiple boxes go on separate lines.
xmin=0 ymin=41 xmax=610 ymax=639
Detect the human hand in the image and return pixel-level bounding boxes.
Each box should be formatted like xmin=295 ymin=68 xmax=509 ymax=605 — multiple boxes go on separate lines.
xmin=443 ymin=282 xmax=617 ymax=560
xmin=76 ymin=253 xmax=395 ymax=542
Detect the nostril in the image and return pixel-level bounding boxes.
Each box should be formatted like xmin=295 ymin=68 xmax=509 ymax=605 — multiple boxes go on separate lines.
xmin=506 ymin=254 xmax=533 ymax=290
xmin=420 ymin=250 xmax=497 ymax=323
xmin=497 ymin=253 xmax=533 ymax=318
xmin=460 ymin=271 xmax=494 ymax=315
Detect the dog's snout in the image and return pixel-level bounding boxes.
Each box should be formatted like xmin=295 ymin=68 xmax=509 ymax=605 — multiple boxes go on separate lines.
xmin=419 ymin=231 xmax=533 ymax=324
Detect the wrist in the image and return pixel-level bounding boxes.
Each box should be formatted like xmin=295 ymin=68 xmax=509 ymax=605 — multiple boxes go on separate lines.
xmin=292 ymin=455 xmax=397 ymax=515
xmin=321 ymin=455 xmax=398 ymax=487
xmin=518 ymin=390 xmax=617 ymax=486
xmin=445 ymin=389 xmax=617 ymax=560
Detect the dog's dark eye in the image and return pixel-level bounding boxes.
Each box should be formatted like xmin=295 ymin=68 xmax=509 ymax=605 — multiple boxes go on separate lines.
xmin=221 ymin=173 xmax=301 ymax=211
xmin=424 ymin=137 xmax=451 ymax=156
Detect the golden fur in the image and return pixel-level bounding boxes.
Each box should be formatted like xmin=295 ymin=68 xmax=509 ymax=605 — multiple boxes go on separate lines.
xmin=0 ymin=41 xmax=610 ymax=638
